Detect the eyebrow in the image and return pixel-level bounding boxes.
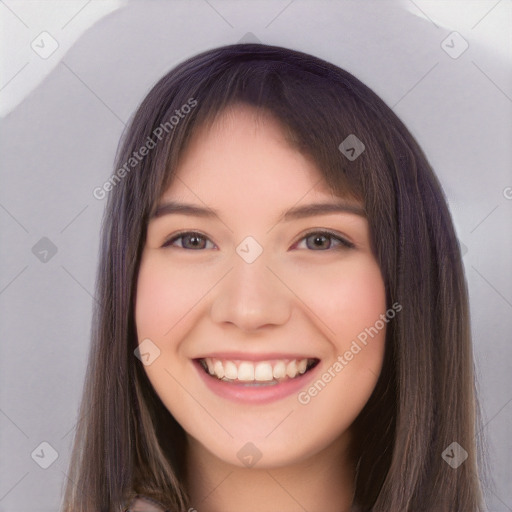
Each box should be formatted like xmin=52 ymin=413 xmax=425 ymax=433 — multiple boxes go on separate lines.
xmin=152 ymin=200 xmax=366 ymax=222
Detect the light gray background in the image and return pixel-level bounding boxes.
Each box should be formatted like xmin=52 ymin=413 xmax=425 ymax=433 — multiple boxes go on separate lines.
xmin=1 ymin=1 xmax=511 ymax=511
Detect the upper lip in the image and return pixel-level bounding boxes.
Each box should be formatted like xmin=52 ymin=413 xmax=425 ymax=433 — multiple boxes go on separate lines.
xmin=194 ymin=352 xmax=319 ymax=362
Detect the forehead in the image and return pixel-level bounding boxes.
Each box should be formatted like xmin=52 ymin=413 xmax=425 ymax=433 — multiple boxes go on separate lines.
xmin=162 ymin=105 xmax=338 ymax=206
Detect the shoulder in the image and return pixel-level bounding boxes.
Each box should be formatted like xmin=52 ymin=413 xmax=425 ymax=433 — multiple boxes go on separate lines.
xmin=125 ymin=496 xmax=169 ymax=512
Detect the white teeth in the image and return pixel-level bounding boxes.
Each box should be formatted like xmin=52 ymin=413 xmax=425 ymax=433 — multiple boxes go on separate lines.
xmin=200 ymin=357 xmax=315 ymax=383
xmin=238 ymin=362 xmax=255 ymax=381
xmin=272 ymin=361 xmax=286 ymax=379
xmin=213 ymin=360 xmax=224 ymax=379
xmin=254 ymin=362 xmax=274 ymax=381
xmin=286 ymin=361 xmax=298 ymax=378
xmin=224 ymin=360 xmax=238 ymax=380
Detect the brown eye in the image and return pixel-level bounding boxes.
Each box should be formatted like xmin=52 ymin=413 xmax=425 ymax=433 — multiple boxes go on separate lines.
xmin=295 ymin=230 xmax=354 ymax=251
xmin=162 ymin=231 xmax=215 ymax=250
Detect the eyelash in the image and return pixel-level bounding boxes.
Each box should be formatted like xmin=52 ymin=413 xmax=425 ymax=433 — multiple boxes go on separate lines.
xmin=162 ymin=230 xmax=355 ymax=251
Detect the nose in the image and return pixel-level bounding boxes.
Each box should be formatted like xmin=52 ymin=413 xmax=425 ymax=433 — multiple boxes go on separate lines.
xmin=209 ymin=250 xmax=292 ymax=332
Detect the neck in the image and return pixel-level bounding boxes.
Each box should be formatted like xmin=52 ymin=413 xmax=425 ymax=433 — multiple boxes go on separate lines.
xmin=184 ymin=432 xmax=356 ymax=512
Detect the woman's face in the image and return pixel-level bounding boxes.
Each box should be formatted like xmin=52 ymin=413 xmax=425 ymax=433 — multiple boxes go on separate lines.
xmin=135 ymin=105 xmax=387 ymax=469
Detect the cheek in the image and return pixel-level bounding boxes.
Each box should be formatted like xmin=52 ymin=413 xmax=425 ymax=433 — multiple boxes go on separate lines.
xmin=288 ymin=255 xmax=387 ymax=343
xmin=337 ymin=264 xmax=387 ymax=342
xmin=134 ymin=257 xmax=196 ymax=406
xmin=135 ymin=255 xmax=207 ymax=339
xmin=295 ymin=268 xmax=387 ymax=439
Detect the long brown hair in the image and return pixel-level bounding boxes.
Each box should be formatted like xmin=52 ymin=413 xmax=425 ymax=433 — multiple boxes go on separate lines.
xmin=61 ymin=43 xmax=486 ymax=512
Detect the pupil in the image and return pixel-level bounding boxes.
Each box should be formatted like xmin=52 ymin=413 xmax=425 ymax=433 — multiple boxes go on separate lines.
xmin=311 ymin=235 xmax=328 ymax=249
xmin=188 ymin=235 xmax=202 ymax=248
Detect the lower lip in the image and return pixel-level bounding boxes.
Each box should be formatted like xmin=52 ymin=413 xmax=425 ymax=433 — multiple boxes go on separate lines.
xmin=193 ymin=360 xmax=320 ymax=404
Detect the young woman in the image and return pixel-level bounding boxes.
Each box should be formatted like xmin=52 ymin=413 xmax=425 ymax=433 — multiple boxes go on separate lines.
xmin=61 ymin=43 xmax=485 ymax=512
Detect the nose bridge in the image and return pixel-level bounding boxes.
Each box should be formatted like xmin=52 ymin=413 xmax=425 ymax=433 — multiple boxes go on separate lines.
xmin=209 ymin=242 xmax=291 ymax=330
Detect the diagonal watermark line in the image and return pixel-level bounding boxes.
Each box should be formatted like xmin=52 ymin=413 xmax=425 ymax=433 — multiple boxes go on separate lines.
xmin=408 ymin=0 xmax=439 ymax=28
xmin=471 ymin=265 xmax=512 ymax=309
xmin=472 ymin=61 xmax=512 ymax=104
xmin=0 ymin=407 xmax=29 ymax=439
xmin=474 ymin=395 xmax=512 ymax=440
xmin=0 ymin=0 xmax=29 ymax=28
xmin=164 ymin=267 xmax=234 ymax=336
xmin=266 ymin=177 xmax=324 ymax=235
xmin=61 ymin=0 xmax=92 ymax=29
xmin=0 ymin=61 xmax=29 ymax=92
xmin=202 ymin=0 xmax=234 ymax=28
xmin=164 ymin=367 xmax=234 ymax=437
xmin=392 ymin=61 xmax=439 ymax=109
xmin=197 ymin=471 xmax=234 ymax=506
xmin=265 ymin=409 xmax=294 ymax=438
xmin=365 ymin=366 xmax=378 ymax=378
xmin=60 ymin=470 xmax=95 ymax=504
xmin=174 ymin=175 xmax=234 ymax=233
xmin=0 ymin=472 xmax=29 ymax=502
xmin=0 ymin=265 xmax=28 ymax=296
xmin=60 ymin=265 xmax=100 ymax=305
xmin=469 ymin=204 xmax=499 ymax=233
xmin=265 ymin=265 xmax=336 ymax=335
xmin=482 ymin=483 xmax=512 ymax=512
xmin=265 ymin=0 xmax=296 ymax=28
xmin=471 ymin=0 xmax=503 ymax=30
xmin=60 ymin=396 xmax=101 ymax=440
xmin=61 ymin=61 xmax=126 ymax=125
xmin=0 ymin=202 xmax=29 ymax=232
xmin=265 ymin=471 xmax=310 ymax=511
xmin=61 ymin=422 xmax=77 ymax=440
xmin=60 ymin=418 xmax=79 ymax=440
xmin=60 ymin=205 xmax=89 ymax=233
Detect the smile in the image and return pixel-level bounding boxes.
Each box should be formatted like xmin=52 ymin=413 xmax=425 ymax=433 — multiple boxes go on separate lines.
xmin=198 ymin=357 xmax=320 ymax=386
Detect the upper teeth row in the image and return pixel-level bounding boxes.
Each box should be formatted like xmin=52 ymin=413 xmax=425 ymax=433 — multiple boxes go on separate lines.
xmin=202 ymin=357 xmax=310 ymax=382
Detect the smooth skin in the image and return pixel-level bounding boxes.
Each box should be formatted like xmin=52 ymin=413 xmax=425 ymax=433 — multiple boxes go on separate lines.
xmin=135 ymin=105 xmax=387 ymax=512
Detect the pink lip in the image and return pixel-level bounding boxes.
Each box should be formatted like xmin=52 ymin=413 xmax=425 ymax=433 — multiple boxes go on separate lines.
xmin=192 ymin=358 xmax=321 ymax=405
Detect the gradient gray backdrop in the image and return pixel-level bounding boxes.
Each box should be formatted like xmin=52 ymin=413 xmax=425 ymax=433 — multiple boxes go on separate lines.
xmin=1 ymin=1 xmax=511 ymax=510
